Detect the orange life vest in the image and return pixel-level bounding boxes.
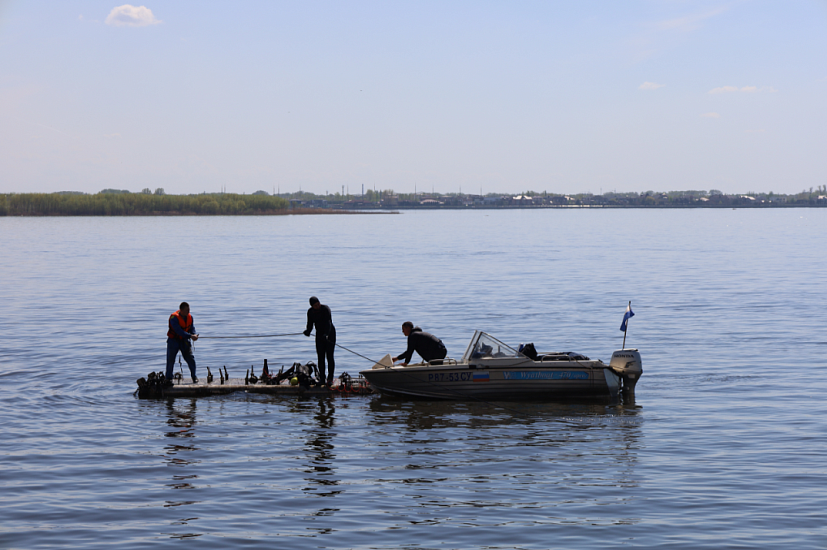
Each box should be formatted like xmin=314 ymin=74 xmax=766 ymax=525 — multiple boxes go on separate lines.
xmin=167 ymin=311 xmax=193 ymax=340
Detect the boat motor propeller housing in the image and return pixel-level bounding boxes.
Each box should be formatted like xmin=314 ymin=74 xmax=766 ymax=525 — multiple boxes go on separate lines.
xmin=609 ymin=349 xmax=643 ymax=392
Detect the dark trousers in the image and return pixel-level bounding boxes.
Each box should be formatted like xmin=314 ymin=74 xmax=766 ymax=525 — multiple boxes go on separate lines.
xmin=426 ymin=346 xmax=448 ymax=365
xmin=315 ymin=328 xmax=336 ymax=382
xmin=166 ymin=338 xmax=197 ymax=380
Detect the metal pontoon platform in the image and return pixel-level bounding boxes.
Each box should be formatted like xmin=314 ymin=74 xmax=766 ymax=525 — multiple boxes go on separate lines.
xmin=136 ymin=378 xmax=373 ymax=399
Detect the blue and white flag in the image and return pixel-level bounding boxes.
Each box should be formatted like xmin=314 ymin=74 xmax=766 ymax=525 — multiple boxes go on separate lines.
xmin=620 ymin=303 xmax=635 ymax=332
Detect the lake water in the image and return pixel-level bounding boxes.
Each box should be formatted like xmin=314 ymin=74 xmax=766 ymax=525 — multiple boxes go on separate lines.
xmin=1 ymin=209 xmax=826 ymax=549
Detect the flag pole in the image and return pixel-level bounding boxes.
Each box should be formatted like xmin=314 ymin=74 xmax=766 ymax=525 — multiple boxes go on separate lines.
xmin=622 ymin=300 xmax=631 ymax=349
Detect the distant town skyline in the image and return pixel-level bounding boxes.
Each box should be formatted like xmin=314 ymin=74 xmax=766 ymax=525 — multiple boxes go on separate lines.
xmin=2 ymin=1 xmax=825 ymax=196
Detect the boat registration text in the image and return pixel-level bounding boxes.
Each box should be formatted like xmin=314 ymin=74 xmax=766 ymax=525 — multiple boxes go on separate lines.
xmin=427 ymin=372 xmax=485 ymax=382
xmin=502 ymin=371 xmax=589 ymax=380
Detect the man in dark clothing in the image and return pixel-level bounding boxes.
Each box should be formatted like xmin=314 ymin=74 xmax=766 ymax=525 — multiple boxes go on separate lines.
xmin=166 ymin=302 xmax=199 ymax=383
xmin=303 ymin=296 xmax=336 ymax=385
xmin=393 ymin=322 xmax=447 ymax=366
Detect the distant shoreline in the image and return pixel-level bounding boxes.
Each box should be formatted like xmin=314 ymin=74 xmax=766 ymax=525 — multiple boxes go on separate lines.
xmin=2 ymin=190 xmax=824 ymax=216
xmin=3 ymin=204 xmax=824 ymax=217
xmin=340 ymin=204 xmax=827 ymax=210
xmin=1 ymin=208 xmax=398 ymax=217
xmin=0 ymin=193 xmax=400 ymax=217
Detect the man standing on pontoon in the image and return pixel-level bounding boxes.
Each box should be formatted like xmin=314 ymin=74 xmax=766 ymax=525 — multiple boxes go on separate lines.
xmin=303 ymin=296 xmax=336 ymax=386
xmin=393 ymin=322 xmax=447 ymax=366
xmin=166 ymin=301 xmax=199 ymax=384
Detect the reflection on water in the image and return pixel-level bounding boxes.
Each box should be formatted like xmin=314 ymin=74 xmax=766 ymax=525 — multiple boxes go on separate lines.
xmin=162 ymin=399 xmax=201 ymax=537
xmin=164 ymin=398 xmax=200 ymax=467
xmin=353 ymin=393 xmax=646 ymax=528
xmin=367 ymin=392 xmax=642 ymax=430
xmin=303 ymin=397 xmax=342 ymax=531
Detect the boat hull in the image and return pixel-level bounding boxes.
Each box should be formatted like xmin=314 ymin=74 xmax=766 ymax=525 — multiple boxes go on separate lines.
xmin=361 ymin=362 xmax=620 ymax=400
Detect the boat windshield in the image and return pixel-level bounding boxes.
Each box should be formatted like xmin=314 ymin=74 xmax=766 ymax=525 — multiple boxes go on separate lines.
xmin=462 ymin=331 xmax=521 ymax=362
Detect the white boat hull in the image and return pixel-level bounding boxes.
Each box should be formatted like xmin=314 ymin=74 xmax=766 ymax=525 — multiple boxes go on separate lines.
xmin=361 ymin=361 xmax=621 ymax=400
xmin=361 ymin=332 xmax=640 ymax=400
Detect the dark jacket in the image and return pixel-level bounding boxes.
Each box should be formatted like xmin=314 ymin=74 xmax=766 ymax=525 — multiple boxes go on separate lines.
xmin=398 ymin=327 xmax=447 ymax=364
xmin=305 ymin=305 xmax=334 ymax=341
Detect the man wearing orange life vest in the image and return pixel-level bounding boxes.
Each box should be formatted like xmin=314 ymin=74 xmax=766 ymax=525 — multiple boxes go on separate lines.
xmin=166 ymin=302 xmax=199 ymax=383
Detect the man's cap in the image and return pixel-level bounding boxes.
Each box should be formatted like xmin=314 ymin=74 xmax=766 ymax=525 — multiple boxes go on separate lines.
xmin=309 ymin=296 xmax=320 ymax=305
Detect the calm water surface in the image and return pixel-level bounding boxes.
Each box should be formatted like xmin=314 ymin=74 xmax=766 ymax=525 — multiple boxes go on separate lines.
xmin=1 ymin=209 xmax=826 ymax=549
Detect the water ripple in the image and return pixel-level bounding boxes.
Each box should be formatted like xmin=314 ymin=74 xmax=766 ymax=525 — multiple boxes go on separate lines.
xmin=1 ymin=210 xmax=826 ymax=549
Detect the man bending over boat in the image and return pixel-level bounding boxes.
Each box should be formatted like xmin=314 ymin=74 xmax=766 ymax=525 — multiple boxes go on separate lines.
xmin=393 ymin=322 xmax=447 ymax=366
xmin=166 ymin=302 xmax=199 ymax=384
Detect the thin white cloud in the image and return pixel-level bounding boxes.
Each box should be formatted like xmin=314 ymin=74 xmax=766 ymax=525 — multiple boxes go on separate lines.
xmin=708 ymin=85 xmax=739 ymax=94
xmin=10 ymin=115 xmax=78 ymax=139
xmin=708 ymin=85 xmax=776 ymax=95
xmin=656 ymin=7 xmax=729 ymax=32
xmin=105 ymin=5 xmax=161 ymax=27
xmin=104 ymin=133 xmax=122 ymax=139
xmin=625 ymin=6 xmax=729 ymax=64
xmin=639 ymin=82 xmax=665 ymax=90
xmin=701 ymin=112 xmax=720 ymax=118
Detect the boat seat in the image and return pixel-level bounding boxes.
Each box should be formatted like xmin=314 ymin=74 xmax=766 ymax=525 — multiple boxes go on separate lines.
xmin=539 ymin=352 xmax=590 ymax=361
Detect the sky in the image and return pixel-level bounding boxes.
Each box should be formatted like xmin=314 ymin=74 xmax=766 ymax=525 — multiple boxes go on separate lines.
xmin=1 ymin=1 xmax=825 ymax=196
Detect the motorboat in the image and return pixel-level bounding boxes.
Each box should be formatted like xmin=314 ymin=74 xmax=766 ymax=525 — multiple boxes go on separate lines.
xmin=360 ymin=331 xmax=642 ymax=400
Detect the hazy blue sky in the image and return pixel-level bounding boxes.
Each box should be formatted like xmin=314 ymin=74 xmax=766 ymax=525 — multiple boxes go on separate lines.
xmin=1 ymin=1 xmax=825 ymax=195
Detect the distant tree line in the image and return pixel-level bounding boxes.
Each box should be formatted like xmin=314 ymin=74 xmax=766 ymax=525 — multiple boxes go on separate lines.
xmin=2 ymin=186 xmax=826 ymax=215
xmin=279 ymin=185 xmax=827 ymax=209
xmin=0 ymin=192 xmax=288 ymax=216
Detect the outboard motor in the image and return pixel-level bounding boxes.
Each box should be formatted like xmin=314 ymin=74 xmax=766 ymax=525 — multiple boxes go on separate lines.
xmin=609 ymin=349 xmax=643 ymax=392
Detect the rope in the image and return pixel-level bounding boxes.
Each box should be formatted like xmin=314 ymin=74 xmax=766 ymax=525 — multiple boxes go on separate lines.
xmin=190 ymin=331 xmax=601 ymax=416
xmin=333 ymin=342 xmax=379 ymax=364
xmin=198 ymin=332 xmax=305 ymax=340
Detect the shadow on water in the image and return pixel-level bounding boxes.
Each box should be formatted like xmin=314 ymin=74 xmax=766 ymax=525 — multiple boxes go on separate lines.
xmin=162 ymin=398 xmax=203 ymax=540
xmin=366 ymin=391 xmax=642 ymax=429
